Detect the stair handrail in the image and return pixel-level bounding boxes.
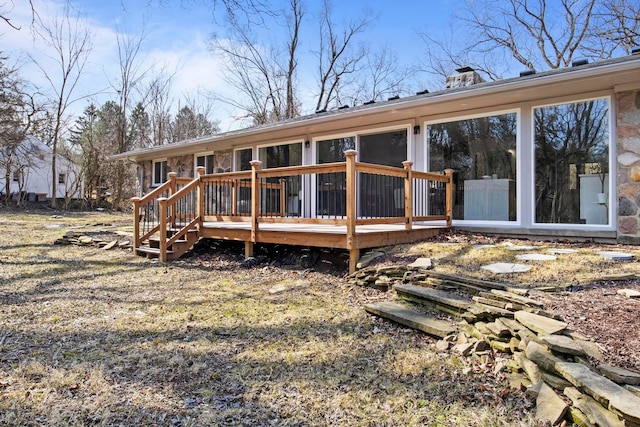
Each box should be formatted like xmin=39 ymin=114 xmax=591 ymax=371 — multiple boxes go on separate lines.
xmin=132 ymin=179 xmax=175 ymax=249
xmin=156 ymin=167 xmax=204 ymax=261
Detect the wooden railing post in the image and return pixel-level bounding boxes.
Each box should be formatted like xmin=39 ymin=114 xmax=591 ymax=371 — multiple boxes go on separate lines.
xmin=444 ymin=169 xmax=454 ymax=227
xmin=231 ymin=178 xmax=238 ymax=216
xmin=158 ymin=197 xmax=168 ymax=262
xmin=196 ymin=166 xmax=205 ymax=228
xmin=167 ymin=172 xmax=178 ymax=229
xmin=131 ymin=197 xmax=141 ymax=249
xmin=279 ymin=179 xmax=287 ymax=217
xmin=250 ymin=160 xmax=262 ymax=244
xmin=402 ymin=161 xmax=413 ymax=230
xmin=345 ymin=150 xmax=359 ymax=273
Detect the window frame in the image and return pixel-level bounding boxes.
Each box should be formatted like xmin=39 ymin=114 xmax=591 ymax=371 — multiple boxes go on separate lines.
xmin=195 ymin=152 xmax=215 ymax=175
xmin=152 ymin=159 xmax=168 ymax=186
xmin=424 ymin=108 xmax=521 ymax=225
xmin=530 ymin=95 xmax=614 ymax=229
xmin=256 ymin=139 xmax=304 ymax=169
xmin=234 ymin=147 xmax=254 ymax=172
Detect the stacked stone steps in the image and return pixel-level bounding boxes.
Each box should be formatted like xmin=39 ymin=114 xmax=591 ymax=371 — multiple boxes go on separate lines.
xmin=393 ymin=284 xmax=472 ymax=318
xmin=443 ymin=310 xmax=640 ymax=426
xmin=358 ymin=259 xmax=640 ymax=426
xmin=363 ymin=301 xmax=456 ymax=338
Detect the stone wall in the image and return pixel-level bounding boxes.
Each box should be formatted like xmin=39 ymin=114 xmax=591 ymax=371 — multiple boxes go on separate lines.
xmin=616 ymin=89 xmax=640 ymax=244
xmin=138 ymin=150 xmax=233 ymax=194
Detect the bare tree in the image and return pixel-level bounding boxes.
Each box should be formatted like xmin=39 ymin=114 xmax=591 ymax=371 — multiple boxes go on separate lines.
xmin=1 ymin=0 xmax=36 ymax=30
xmin=344 ymin=46 xmax=414 ymax=106
xmin=212 ymin=0 xmax=302 ymax=125
xmin=31 ymin=4 xmax=91 ymax=207
xmin=420 ymin=0 xmax=637 ymax=83
xmin=590 ymin=0 xmax=640 ymax=56
xmin=141 ymin=69 xmax=173 ymax=147
xmin=111 ymin=26 xmax=149 ymax=209
xmin=314 ymin=0 xmax=371 ymax=111
xmin=0 ymin=56 xmax=39 ymax=205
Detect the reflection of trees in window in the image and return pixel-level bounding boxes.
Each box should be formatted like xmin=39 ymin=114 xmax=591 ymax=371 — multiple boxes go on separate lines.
xmin=428 ymin=114 xmax=517 ymax=220
xmin=316 ymin=137 xmax=355 ymax=217
xmin=359 ymin=131 xmax=408 ymax=217
xmin=259 ymin=143 xmax=302 ymax=168
xmin=429 ymin=114 xmax=516 ymax=179
xmin=534 ymin=99 xmax=609 ymax=224
xmin=235 ymin=148 xmax=253 ymax=171
xmin=317 ymin=137 xmax=355 ymax=163
xmin=360 ymin=131 xmax=407 ymax=167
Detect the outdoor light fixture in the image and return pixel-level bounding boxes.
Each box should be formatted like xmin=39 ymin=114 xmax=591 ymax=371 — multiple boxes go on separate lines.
xmin=304 ymin=141 xmax=310 ymax=148
xmin=413 ymin=125 xmax=420 ymax=135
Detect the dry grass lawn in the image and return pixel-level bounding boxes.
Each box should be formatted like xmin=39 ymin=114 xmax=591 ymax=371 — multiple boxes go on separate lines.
xmin=0 ymin=211 xmax=550 ymax=426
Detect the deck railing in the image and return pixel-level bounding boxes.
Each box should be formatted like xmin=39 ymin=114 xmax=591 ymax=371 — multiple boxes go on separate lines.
xmin=132 ymin=150 xmax=452 ymax=262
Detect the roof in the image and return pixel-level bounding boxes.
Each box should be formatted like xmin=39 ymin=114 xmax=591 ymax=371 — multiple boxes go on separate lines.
xmin=113 ymin=53 xmax=640 ymax=162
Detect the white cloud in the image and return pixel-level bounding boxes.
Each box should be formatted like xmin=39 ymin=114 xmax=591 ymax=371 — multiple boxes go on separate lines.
xmin=3 ymin=0 xmax=243 ymax=130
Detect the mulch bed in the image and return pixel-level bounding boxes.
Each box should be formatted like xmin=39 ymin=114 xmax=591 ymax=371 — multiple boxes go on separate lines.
xmin=541 ymin=279 xmax=640 ymax=372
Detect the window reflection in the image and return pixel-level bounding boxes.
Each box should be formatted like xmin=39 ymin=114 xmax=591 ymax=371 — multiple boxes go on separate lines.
xmin=534 ymin=99 xmax=609 ymax=224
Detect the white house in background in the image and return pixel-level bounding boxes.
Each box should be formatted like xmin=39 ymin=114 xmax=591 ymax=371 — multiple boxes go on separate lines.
xmin=0 ymin=135 xmax=84 ymax=201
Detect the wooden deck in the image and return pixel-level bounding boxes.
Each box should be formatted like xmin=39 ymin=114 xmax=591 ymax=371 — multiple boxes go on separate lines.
xmin=200 ymin=220 xmax=446 ymax=251
xmin=132 ymin=150 xmax=453 ymax=273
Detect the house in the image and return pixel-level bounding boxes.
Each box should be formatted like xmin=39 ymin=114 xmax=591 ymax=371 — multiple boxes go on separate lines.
xmin=113 ymin=53 xmax=640 ymax=269
xmin=0 ymin=135 xmax=84 ymax=202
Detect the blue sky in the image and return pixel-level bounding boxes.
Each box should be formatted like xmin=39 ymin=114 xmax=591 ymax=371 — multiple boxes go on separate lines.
xmin=4 ymin=0 xmax=459 ymax=130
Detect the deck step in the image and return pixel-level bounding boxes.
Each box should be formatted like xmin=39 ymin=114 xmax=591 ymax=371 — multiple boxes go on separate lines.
xmin=364 ymin=301 xmax=457 ymax=338
xmin=135 ymin=246 xmax=175 ymax=258
xmin=148 ymin=237 xmax=189 ymax=245
xmin=394 ymin=284 xmax=473 ymax=318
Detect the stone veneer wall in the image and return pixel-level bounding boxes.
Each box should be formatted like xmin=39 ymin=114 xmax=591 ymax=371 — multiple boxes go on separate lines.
xmin=138 ymin=151 xmax=232 ymax=194
xmin=617 ymin=89 xmax=640 ymax=244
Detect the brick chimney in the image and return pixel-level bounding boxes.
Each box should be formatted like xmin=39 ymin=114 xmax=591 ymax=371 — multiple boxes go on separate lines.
xmin=445 ymin=67 xmax=485 ymax=89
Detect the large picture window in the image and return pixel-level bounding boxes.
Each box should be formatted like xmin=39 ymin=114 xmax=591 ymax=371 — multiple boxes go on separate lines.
xmin=359 ymin=130 xmax=408 ymax=217
xmin=315 ymin=137 xmax=355 ymax=216
xmin=258 ymin=142 xmax=302 ymax=168
xmin=534 ymin=98 xmax=610 ymax=225
xmin=258 ymin=142 xmax=303 ymax=215
xmin=428 ymin=113 xmax=517 ymax=221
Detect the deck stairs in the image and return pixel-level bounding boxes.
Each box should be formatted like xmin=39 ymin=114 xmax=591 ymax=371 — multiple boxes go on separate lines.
xmin=135 ymin=228 xmax=199 ymax=260
xmin=364 ymin=273 xmax=541 ymax=338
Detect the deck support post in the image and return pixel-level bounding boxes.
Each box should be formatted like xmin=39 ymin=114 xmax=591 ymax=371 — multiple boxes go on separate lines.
xmin=158 ymin=197 xmax=168 ymax=262
xmin=444 ymin=169 xmax=454 ymax=227
xmin=245 ymin=241 xmax=254 ymax=258
xmin=349 ymin=249 xmax=360 ymax=274
xmin=250 ymin=160 xmax=262 ymax=243
xmin=402 ymin=161 xmax=413 ymax=230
